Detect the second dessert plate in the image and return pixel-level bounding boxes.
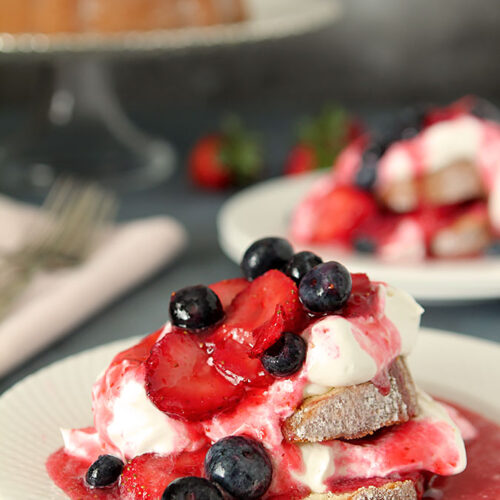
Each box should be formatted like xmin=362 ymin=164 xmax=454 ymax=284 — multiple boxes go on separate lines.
xmin=217 ymin=173 xmax=500 ymax=302
xmin=0 ymin=329 xmax=498 ymax=499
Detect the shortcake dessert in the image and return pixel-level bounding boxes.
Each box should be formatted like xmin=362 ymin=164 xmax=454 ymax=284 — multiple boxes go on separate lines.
xmin=47 ymin=237 xmax=500 ymax=499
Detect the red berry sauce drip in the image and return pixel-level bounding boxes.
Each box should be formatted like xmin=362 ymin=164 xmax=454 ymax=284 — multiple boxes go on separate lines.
xmin=46 ymin=448 xmax=120 ymax=500
xmin=424 ymin=400 xmax=500 ymax=499
xmin=46 ymin=401 xmax=500 ymax=499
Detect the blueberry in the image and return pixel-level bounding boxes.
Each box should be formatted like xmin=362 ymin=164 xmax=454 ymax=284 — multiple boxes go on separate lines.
xmin=261 ymin=332 xmax=307 ymax=377
xmin=85 ymin=455 xmax=124 ymax=488
xmin=241 ymin=237 xmax=294 ymax=281
xmin=355 ymin=146 xmax=379 ymax=191
xmin=170 ymin=285 xmax=224 ymax=330
xmin=471 ymin=98 xmax=500 ymax=122
xmin=299 ymin=261 xmax=352 ymax=313
xmin=205 ymin=435 xmax=272 ymax=499
xmin=285 ymin=251 xmax=323 ymax=284
xmin=396 ymin=105 xmax=426 ymax=139
xmin=353 ymin=236 xmax=377 ymax=254
xmin=485 ymin=240 xmax=500 ymax=255
xmin=162 ymin=476 xmax=223 ymax=499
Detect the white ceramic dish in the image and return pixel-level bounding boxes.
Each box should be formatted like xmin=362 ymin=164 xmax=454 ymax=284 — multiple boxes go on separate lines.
xmin=0 ymin=0 xmax=340 ymax=55
xmin=0 ymin=328 xmax=499 ymax=499
xmin=217 ymin=173 xmax=500 ymax=302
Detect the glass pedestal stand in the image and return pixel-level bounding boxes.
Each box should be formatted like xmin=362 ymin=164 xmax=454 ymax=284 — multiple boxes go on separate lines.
xmin=0 ymin=57 xmax=176 ymax=192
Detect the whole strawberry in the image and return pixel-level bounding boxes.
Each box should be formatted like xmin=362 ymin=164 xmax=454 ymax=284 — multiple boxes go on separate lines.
xmin=284 ymin=106 xmax=362 ymax=175
xmin=189 ymin=117 xmax=262 ymax=190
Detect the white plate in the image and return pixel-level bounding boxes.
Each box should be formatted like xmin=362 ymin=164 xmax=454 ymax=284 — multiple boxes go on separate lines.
xmin=0 ymin=0 xmax=340 ymax=55
xmin=217 ymin=173 xmax=500 ymax=302
xmin=0 ymin=328 xmax=499 ymax=500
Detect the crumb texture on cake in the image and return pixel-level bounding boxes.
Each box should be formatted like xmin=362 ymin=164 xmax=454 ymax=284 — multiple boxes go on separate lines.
xmin=284 ymin=357 xmax=418 ymax=442
xmin=305 ymin=480 xmax=418 ymax=500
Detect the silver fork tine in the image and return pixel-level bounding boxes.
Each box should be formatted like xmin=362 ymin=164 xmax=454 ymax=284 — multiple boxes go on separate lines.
xmin=0 ymin=178 xmax=118 ymax=317
xmin=24 ymin=178 xmax=75 ymax=258
xmin=54 ymin=184 xmax=117 ymax=260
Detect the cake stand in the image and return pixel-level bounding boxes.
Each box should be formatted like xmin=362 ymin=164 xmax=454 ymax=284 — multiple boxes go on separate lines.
xmin=0 ymin=0 xmax=341 ymax=192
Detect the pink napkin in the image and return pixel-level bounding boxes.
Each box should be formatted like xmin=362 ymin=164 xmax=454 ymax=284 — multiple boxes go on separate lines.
xmin=0 ymin=196 xmax=187 ymax=377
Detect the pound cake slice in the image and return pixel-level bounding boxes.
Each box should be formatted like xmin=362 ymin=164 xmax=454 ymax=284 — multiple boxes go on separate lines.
xmin=307 ymin=479 xmax=418 ymax=499
xmin=284 ymin=357 xmax=418 ymax=442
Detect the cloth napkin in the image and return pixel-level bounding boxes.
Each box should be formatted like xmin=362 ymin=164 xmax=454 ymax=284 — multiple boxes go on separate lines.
xmin=0 ymin=195 xmax=187 ymax=377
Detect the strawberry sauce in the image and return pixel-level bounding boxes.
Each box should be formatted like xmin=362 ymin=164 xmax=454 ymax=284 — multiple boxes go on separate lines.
xmin=46 ymin=402 xmax=500 ymax=499
xmin=424 ymin=402 xmax=500 ymax=499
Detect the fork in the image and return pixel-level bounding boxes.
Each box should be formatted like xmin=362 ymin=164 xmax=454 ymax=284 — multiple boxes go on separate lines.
xmin=0 ymin=178 xmax=118 ymax=318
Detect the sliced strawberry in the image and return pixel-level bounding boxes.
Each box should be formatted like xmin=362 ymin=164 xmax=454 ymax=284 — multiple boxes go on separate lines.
xmin=250 ymin=305 xmax=287 ymax=357
xmin=310 ymin=186 xmax=378 ymax=244
xmin=145 ymin=331 xmax=243 ymax=421
xmin=212 ymin=270 xmax=306 ymax=359
xmin=110 ymin=328 xmax=163 ymax=367
xmin=211 ymin=337 xmax=273 ymax=387
xmin=225 ymin=270 xmax=304 ymax=331
xmin=119 ymin=449 xmax=207 ymax=500
xmin=209 ymin=277 xmax=249 ymax=310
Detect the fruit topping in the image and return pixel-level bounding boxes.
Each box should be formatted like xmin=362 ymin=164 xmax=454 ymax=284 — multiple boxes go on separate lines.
xmin=162 ymin=477 xmax=223 ymax=499
xmin=261 ymin=332 xmax=307 ymax=377
xmin=355 ymin=145 xmax=380 ymax=191
xmin=120 ymin=450 xmax=206 ymax=500
xmin=169 ymin=285 xmax=224 ymax=330
xmin=353 ymin=236 xmax=377 ymax=254
xmin=208 ymin=277 xmax=249 ymax=309
xmin=213 ymin=270 xmax=305 ymax=375
xmin=85 ymin=455 xmax=124 ymax=488
xmin=205 ymin=436 xmax=273 ymax=499
xmin=145 ymin=331 xmax=243 ymax=421
xmin=285 ymin=251 xmax=323 ymax=284
xmin=237 ymin=270 xmax=306 ymax=357
xmin=470 ymin=97 xmax=500 ymax=122
xmin=211 ymin=336 xmax=273 ymax=387
xmin=308 ymin=186 xmax=378 ymax=244
xmin=485 ymin=240 xmax=500 ymax=255
xmin=241 ymin=237 xmax=294 ymax=281
xmin=299 ymin=261 xmax=352 ymax=313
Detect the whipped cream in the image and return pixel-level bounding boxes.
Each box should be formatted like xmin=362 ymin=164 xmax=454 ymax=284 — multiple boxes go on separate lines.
xmin=105 ymin=371 xmax=197 ymax=459
xmin=424 ymin=116 xmax=482 ymax=173
xmin=378 ymin=116 xmax=483 ymax=185
xmin=303 ymin=283 xmax=423 ymax=394
xmin=294 ymin=390 xmax=466 ymax=492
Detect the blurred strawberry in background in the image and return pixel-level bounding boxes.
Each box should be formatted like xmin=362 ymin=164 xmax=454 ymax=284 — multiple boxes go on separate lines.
xmin=189 ymin=116 xmax=262 ymax=190
xmin=284 ymin=106 xmax=362 ymax=176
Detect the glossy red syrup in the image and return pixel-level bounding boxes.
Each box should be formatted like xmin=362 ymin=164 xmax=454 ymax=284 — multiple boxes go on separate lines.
xmin=46 ymin=402 xmax=500 ymax=499
xmin=424 ymin=402 xmax=500 ymax=499
xmin=46 ymin=448 xmax=120 ymax=500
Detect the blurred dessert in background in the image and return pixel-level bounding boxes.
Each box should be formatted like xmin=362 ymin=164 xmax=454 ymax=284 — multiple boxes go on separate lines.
xmin=0 ymin=0 xmax=247 ymax=34
xmin=291 ymin=96 xmax=500 ymax=261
